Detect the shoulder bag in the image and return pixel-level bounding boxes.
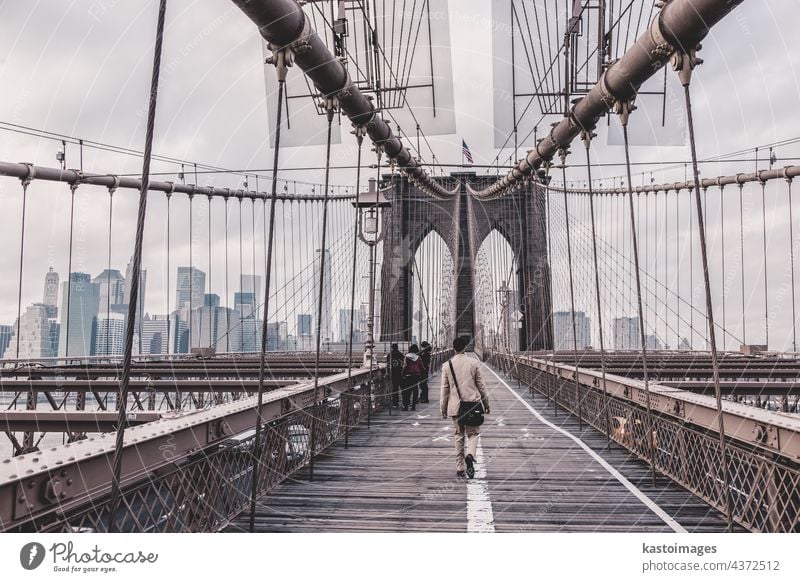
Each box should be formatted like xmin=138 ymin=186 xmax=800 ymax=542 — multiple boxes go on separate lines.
xmin=448 ymin=360 xmax=484 ymax=427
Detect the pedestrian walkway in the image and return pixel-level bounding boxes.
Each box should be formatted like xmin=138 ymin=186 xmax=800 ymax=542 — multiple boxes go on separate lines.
xmin=229 ymin=358 xmax=731 ymax=532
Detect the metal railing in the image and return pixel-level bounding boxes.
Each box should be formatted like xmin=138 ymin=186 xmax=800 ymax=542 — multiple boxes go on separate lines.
xmin=490 ymin=352 xmax=800 ymax=532
xmin=1 ymin=350 xmax=451 ymax=532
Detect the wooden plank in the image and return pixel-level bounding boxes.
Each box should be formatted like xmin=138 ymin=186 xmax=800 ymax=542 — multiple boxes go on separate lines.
xmin=227 ymin=361 xmax=733 ymax=533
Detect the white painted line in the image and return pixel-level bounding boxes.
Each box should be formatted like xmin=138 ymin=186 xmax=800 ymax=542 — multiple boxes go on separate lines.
xmin=466 ymin=440 xmax=495 ymax=533
xmin=483 ymin=363 xmax=687 ymax=534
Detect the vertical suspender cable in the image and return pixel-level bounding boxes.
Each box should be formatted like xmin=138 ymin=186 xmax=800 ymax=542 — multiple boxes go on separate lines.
xmin=166 ymin=191 xmax=171 ymax=354
xmin=105 ymin=185 xmax=116 ymax=355
xmin=238 ymin=195 xmax=244 ymax=351
xmin=719 ymin=185 xmax=726 ymax=350
xmin=107 ymin=0 xmax=167 ymax=532
xmin=224 ymin=195 xmax=230 ymax=352
xmin=678 ymin=55 xmax=734 ymax=531
xmin=64 ymin=183 xmax=77 ymax=359
xmin=760 ymin=179 xmax=769 ymax=348
xmin=583 ymin=135 xmax=611 ymax=445
xmin=14 ymin=175 xmax=30 ymax=359
xmin=560 ymin=158 xmax=583 ymax=429
xmin=787 ymin=177 xmax=797 ymax=352
xmin=208 ymin=194 xmax=213 ymax=348
xmin=309 ymin=102 xmax=336 ymax=482
xmin=346 ymin=133 xmax=364 ymax=373
xmin=619 ymin=101 xmax=657 ymax=486
xmin=249 ymin=63 xmax=286 ymax=532
xmin=188 ymin=193 xmax=194 ymax=351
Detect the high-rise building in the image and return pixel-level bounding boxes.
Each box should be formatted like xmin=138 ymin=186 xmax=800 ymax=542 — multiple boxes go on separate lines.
xmin=176 ymin=267 xmax=206 ymax=311
xmin=94 ymin=312 xmax=125 ymax=356
xmin=190 ymin=293 xmax=239 ymax=351
xmin=234 ymin=292 xmax=256 ymax=319
xmin=93 ymin=269 xmax=126 ymax=314
xmin=3 ymin=304 xmax=58 ymax=360
xmin=266 ymin=321 xmax=288 ymax=352
xmin=58 ymin=273 xmax=100 ymax=357
xmin=142 ymin=313 xmax=176 ymax=356
xmin=296 ymin=313 xmax=314 ymax=351
xmin=42 ymin=267 xmax=59 ymax=318
xmin=552 ymin=310 xmax=592 ymax=351
xmin=0 ymin=324 xmax=14 ymax=358
xmin=613 ymin=316 xmax=641 ymax=350
xmin=123 ymin=257 xmax=147 ymax=352
xmin=239 ymin=275 xmax=261 ymax=317
xmin=645 ymin=334 xmax=664 ymax=350
xmin=312 ymin=249 xmax=332 ymax=344
xmin=338 ymin=309 xmax=364 ymax=343
xmin=297 ymin=313 xmax=312 ymax=336
xmin=238 ymin=317 xmax=262 ymax=352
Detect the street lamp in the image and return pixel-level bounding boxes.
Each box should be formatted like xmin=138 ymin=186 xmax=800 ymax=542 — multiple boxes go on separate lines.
xmin=351 ymin=178 xmax=390 ymax=367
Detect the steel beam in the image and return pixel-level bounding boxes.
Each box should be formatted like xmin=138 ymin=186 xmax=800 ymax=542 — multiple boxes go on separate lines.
xmin=519 ymin=355 xmax=800 ymax=461
xmin=230 ymin=0 xmax=456 ymax=200
xmin=0 ymin=161 xmax=354 ymax=202
xmin=0 ymin=365 xmax=383 ymax=531
xmin=552 ymin=165 xmax=800 ymax=195
xmin=473 ymin=0 xmax=746 ymax=199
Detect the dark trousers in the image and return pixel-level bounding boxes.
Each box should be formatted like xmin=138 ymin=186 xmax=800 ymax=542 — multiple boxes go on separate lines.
xmin=401 ymin=376 xmax=420 ymax=409
xmin=390 ymin=376 xmax=402 ymax=406
xmin=419 ymin=374 xmax=429 ymax=402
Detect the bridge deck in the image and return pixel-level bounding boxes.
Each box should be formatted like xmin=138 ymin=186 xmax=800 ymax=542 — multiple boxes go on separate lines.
xmin=228 ymin=360 xmax=732 ymax=533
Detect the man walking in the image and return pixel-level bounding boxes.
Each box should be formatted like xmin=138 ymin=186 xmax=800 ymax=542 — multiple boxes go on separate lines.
xmin=440 ymin=336 xmax=490 ymax=478
xmin=400 ymin=344 xmax=424 ymax=411
xmin=388 ymin=343 xmax=404 ymax=407
xmin=419 ymin=341 xmax=432 ymax=403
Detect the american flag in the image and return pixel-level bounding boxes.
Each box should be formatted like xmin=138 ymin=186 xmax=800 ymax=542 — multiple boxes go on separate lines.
xmin=462 ymin=139 xmax=474 ymax=164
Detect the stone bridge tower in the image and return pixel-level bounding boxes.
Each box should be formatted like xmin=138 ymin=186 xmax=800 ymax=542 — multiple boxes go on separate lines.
xmin=379 ymin=172 xmax=552 ymax=351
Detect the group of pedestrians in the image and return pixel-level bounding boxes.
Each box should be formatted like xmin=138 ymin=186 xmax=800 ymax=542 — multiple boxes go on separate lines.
xmin=387 ymin=336 xmax=490 ymax=479
xmin=388 ymin=341 xmax=432 ymax=411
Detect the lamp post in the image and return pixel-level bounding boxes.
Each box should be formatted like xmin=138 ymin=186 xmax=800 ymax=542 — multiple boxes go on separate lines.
xmin=352 ymin=178 xmax=389 ymax=367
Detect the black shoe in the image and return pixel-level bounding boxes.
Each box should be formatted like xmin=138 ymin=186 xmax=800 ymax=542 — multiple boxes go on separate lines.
xmin=411 ymin=406 xmax=416 ymax=411
xmin=456 ymin=470 xmax=466 ymax=478
xmin=402 ymin=406 xmax=408 ymax=411
xmin=465 ymin=454 xmax=475 ymax=479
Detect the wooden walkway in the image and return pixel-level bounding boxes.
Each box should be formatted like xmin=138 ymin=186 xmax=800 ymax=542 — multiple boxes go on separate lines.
xmin=227 ymin=359 xmax=731 ymax=532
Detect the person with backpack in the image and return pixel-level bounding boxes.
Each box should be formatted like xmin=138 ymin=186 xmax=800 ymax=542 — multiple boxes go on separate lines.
xmin=400 ymin=344 xmax=424 ymax=411
xmin=388 ymin=343 xmax=404 ymax=407
xmin=440 ymin=336 xmax=490 ymax=478
xmin=418 ymin=341 xmax=432 ymax=403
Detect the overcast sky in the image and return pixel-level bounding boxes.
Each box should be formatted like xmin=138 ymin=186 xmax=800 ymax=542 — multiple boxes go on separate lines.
xmin=0 ymin=0 xmax=799 ymax=350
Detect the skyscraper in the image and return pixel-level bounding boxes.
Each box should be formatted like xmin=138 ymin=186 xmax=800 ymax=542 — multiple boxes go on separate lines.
xmin=176 ymin=267 xmax=206 ymax=310
xmin=142 ymin=314 xmax=176 ymax=356
xmin=42 ymin=267 xmax=59 ymax=318
xmin=296 ymin=313 xmax=313 ymax=351
xmin=552 ymin=310 xmax=592 ymax=351
xmin=94 ymin=312 xmax=125 ymax=356
xmin=3 ymin=304 xmax=58 ymax=360
xmin=94 ymin=269 xmax=126 ymax=314
xmin=266 ymin=321 xmax=288 ymax=351
xmin=190 ymin=293 xmax=239 ymax=351
xmin=312 ymin=249 xmax=332 ymax=344
xmin=0 ymin=324 xmax=13 ymax=358
xmin=58 ymin=273 xmax=100 ymax=357
xmin=123 ymin=256 xmax=147 ymax=350
xmin=239 ymin=275 xmax=261 ymax=317
xmin=613 ymin=317 xmax=641 ymax=350
xmin=338 ymin=308 xmax=364 ymax=343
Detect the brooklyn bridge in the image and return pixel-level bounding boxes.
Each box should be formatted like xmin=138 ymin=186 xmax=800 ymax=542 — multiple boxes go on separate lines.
xmin=0 ymin=0 xmax=798 ymax=534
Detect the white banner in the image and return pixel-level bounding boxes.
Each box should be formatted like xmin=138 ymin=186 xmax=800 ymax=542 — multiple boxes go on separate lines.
xmin=2 ymin=533 xmax=797 ymax=581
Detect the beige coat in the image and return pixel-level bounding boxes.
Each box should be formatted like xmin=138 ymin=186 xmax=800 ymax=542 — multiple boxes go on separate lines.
xmin=440 ymin=353 xmax=490 ymax=417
